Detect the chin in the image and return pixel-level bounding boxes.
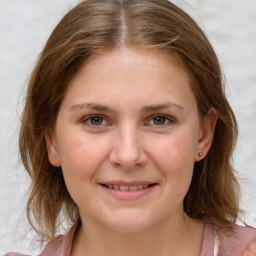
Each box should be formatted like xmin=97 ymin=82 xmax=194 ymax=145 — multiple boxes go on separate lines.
xmin=102 ymin=209 xmax=159 ymax=234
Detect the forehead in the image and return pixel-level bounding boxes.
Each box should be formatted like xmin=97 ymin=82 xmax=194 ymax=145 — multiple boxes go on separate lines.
xmin=62 ymin=48 xmax=196 ymax=111
xmin=82 ymin=48 xmax=188 ymax=76
xmin=69 ymin=48 xmax=191 ymax=89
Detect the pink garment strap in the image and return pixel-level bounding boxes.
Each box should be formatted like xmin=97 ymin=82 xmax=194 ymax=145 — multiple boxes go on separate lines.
xmin=214 ymin=226 xmax=221 ymax=256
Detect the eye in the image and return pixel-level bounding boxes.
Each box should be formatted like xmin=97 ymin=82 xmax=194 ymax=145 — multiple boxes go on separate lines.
xmin=146 ymin=114 xmax=174 ymax=127
xmin=152 ymin=116 xmax=167 ymax=125
xmin=82 ymin=115 xmax=108 ymax=127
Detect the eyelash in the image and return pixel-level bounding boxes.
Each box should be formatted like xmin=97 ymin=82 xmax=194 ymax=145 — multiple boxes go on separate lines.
xmin=82 ymin=115 xmax=109 ymax=127
xmin=81 ymin=114 xmax=175 ymax=128
xmin=145 ymin=114 xmax=175 ymax=127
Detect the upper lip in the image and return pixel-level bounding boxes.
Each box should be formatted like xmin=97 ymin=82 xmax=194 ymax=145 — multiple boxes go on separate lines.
xmin=99 ymin=181 xmax=157 ymax=186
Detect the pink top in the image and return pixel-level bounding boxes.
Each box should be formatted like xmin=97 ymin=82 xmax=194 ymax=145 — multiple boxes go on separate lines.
xmin=5 ymin=222 xmax=256 ymax=256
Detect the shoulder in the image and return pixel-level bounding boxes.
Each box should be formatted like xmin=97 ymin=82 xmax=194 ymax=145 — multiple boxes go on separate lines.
xmin=39 ymin=234 xmax=66 ymax=256
xmin=218 ymin=223 xmax=256 ymax=256
xmin=4 ymin=233 xmax=69 ymax=256
xmin=4 ymin=254 xmax=29 ymax=256
xmin=5 ymin=222 xmax=79 ymax=256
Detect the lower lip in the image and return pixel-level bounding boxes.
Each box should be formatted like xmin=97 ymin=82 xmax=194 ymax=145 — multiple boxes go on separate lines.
xmin=100 ymin=185 xmax=157 ymax=200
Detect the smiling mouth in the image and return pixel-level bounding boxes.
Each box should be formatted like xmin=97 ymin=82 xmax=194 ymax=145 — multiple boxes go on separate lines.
xmin=101 ymin=184 xmax=157 ymax=191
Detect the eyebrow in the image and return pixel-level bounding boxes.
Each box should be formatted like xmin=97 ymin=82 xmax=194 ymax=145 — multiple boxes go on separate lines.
xmin=69 ymin=102 xmax=184 ymax=112
xmin=69 ymin=103 xmax=114 ymax=112
xmin=141 ymin=102 xmax=184 ymax=112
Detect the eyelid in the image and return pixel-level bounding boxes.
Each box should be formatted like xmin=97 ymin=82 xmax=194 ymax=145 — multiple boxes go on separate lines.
xmin=82 ymin=114 xmax=110 ymax=127
xmin=145 ymin=113 xmax=175 ymax=127
xmin=81 ymin=113 xmax=175 ymax=129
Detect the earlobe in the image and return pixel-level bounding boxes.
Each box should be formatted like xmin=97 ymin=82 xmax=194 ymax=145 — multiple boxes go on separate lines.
xmin=195 ymin=108 xmax=218 ymax=162
xmin=44 ymin=129 xmax=61 ymax=167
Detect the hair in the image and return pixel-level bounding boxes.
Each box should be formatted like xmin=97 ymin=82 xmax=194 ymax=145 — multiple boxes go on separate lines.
xmin=19 ymin=0 xmax=240 ymax=241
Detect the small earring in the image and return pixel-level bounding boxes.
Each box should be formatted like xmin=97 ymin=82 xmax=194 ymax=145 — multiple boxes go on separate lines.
xmin=198 ymin=152 xmax=203 ymax=157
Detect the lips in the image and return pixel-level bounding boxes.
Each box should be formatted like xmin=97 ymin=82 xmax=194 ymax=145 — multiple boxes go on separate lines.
xmin=100 ymin=182 xmax=158 ymax=200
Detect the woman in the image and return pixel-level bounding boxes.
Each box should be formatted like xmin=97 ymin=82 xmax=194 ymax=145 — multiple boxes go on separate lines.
xmin=6 ymin=0 xmax=256 ymax=255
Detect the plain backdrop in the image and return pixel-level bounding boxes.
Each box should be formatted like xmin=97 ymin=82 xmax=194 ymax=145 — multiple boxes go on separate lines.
xmin=0 ymin=0 xmax=256 ymax=255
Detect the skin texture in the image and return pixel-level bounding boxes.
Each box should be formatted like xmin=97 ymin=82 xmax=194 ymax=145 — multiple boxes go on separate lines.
xmin=243 ymin=241 xmax=256 ymax=256
xmin=45 ymin=48 xmax=217 ymax=256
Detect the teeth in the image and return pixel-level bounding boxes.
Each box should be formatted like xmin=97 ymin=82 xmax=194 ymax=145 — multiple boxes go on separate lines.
xmin=129 ymin=185 xmax=138 ymax=191
xmin=105 ymin=184 xmax=150 ymax=190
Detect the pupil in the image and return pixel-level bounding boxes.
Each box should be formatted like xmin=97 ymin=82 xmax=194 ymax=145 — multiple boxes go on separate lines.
xmin=154 ymin=116 xmax=165 ymax=125
xmin=91 ymin=116 xmax=102 ymax=125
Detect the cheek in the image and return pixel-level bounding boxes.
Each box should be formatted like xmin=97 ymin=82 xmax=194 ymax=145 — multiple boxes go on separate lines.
xmin=57 ymin=133 xmax=112 ymax=208
xmin=57 ymin=132 xmax=110 ymax=183
xmin=148 ymin=131 xmax=196 ymax=184
xmin=150 ymin=131 xmax=196 ymax=163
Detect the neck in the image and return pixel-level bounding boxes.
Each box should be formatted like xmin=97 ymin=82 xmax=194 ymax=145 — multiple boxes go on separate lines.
xmin=71 ymin=214 xmax=204 ymax=256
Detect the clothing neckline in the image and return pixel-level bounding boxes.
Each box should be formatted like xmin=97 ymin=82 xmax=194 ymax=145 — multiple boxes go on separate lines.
xmin=65 ymin=219 xmax=213 ymax=256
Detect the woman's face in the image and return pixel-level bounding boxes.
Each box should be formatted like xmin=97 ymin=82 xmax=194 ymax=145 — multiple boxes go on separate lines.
xmin=46 ymin=48 xmax=215 ymax=233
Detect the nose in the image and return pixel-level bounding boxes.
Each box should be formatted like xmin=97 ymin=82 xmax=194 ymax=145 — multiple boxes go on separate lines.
xmin=109 ymin=126 xmax=148 ymax=170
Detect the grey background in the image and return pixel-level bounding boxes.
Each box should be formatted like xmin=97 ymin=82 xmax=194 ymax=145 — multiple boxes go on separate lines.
xmin=1 ymin=0 xmax=255 ymax=254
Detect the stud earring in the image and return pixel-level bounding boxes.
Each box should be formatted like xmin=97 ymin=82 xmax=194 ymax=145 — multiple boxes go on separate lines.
xmin=198 ymin=152 xmax=203 ymax=157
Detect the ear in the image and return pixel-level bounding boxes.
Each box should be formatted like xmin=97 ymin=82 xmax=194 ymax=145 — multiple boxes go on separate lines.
xmin=44 ymin=129 xmax=61 ymax=167
xmin=195 ymin=108 xmax=218 ymax=162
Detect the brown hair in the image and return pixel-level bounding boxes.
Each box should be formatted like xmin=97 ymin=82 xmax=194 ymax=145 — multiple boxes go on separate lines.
xmin=19 ymin=0 xmax=240 ymax=241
